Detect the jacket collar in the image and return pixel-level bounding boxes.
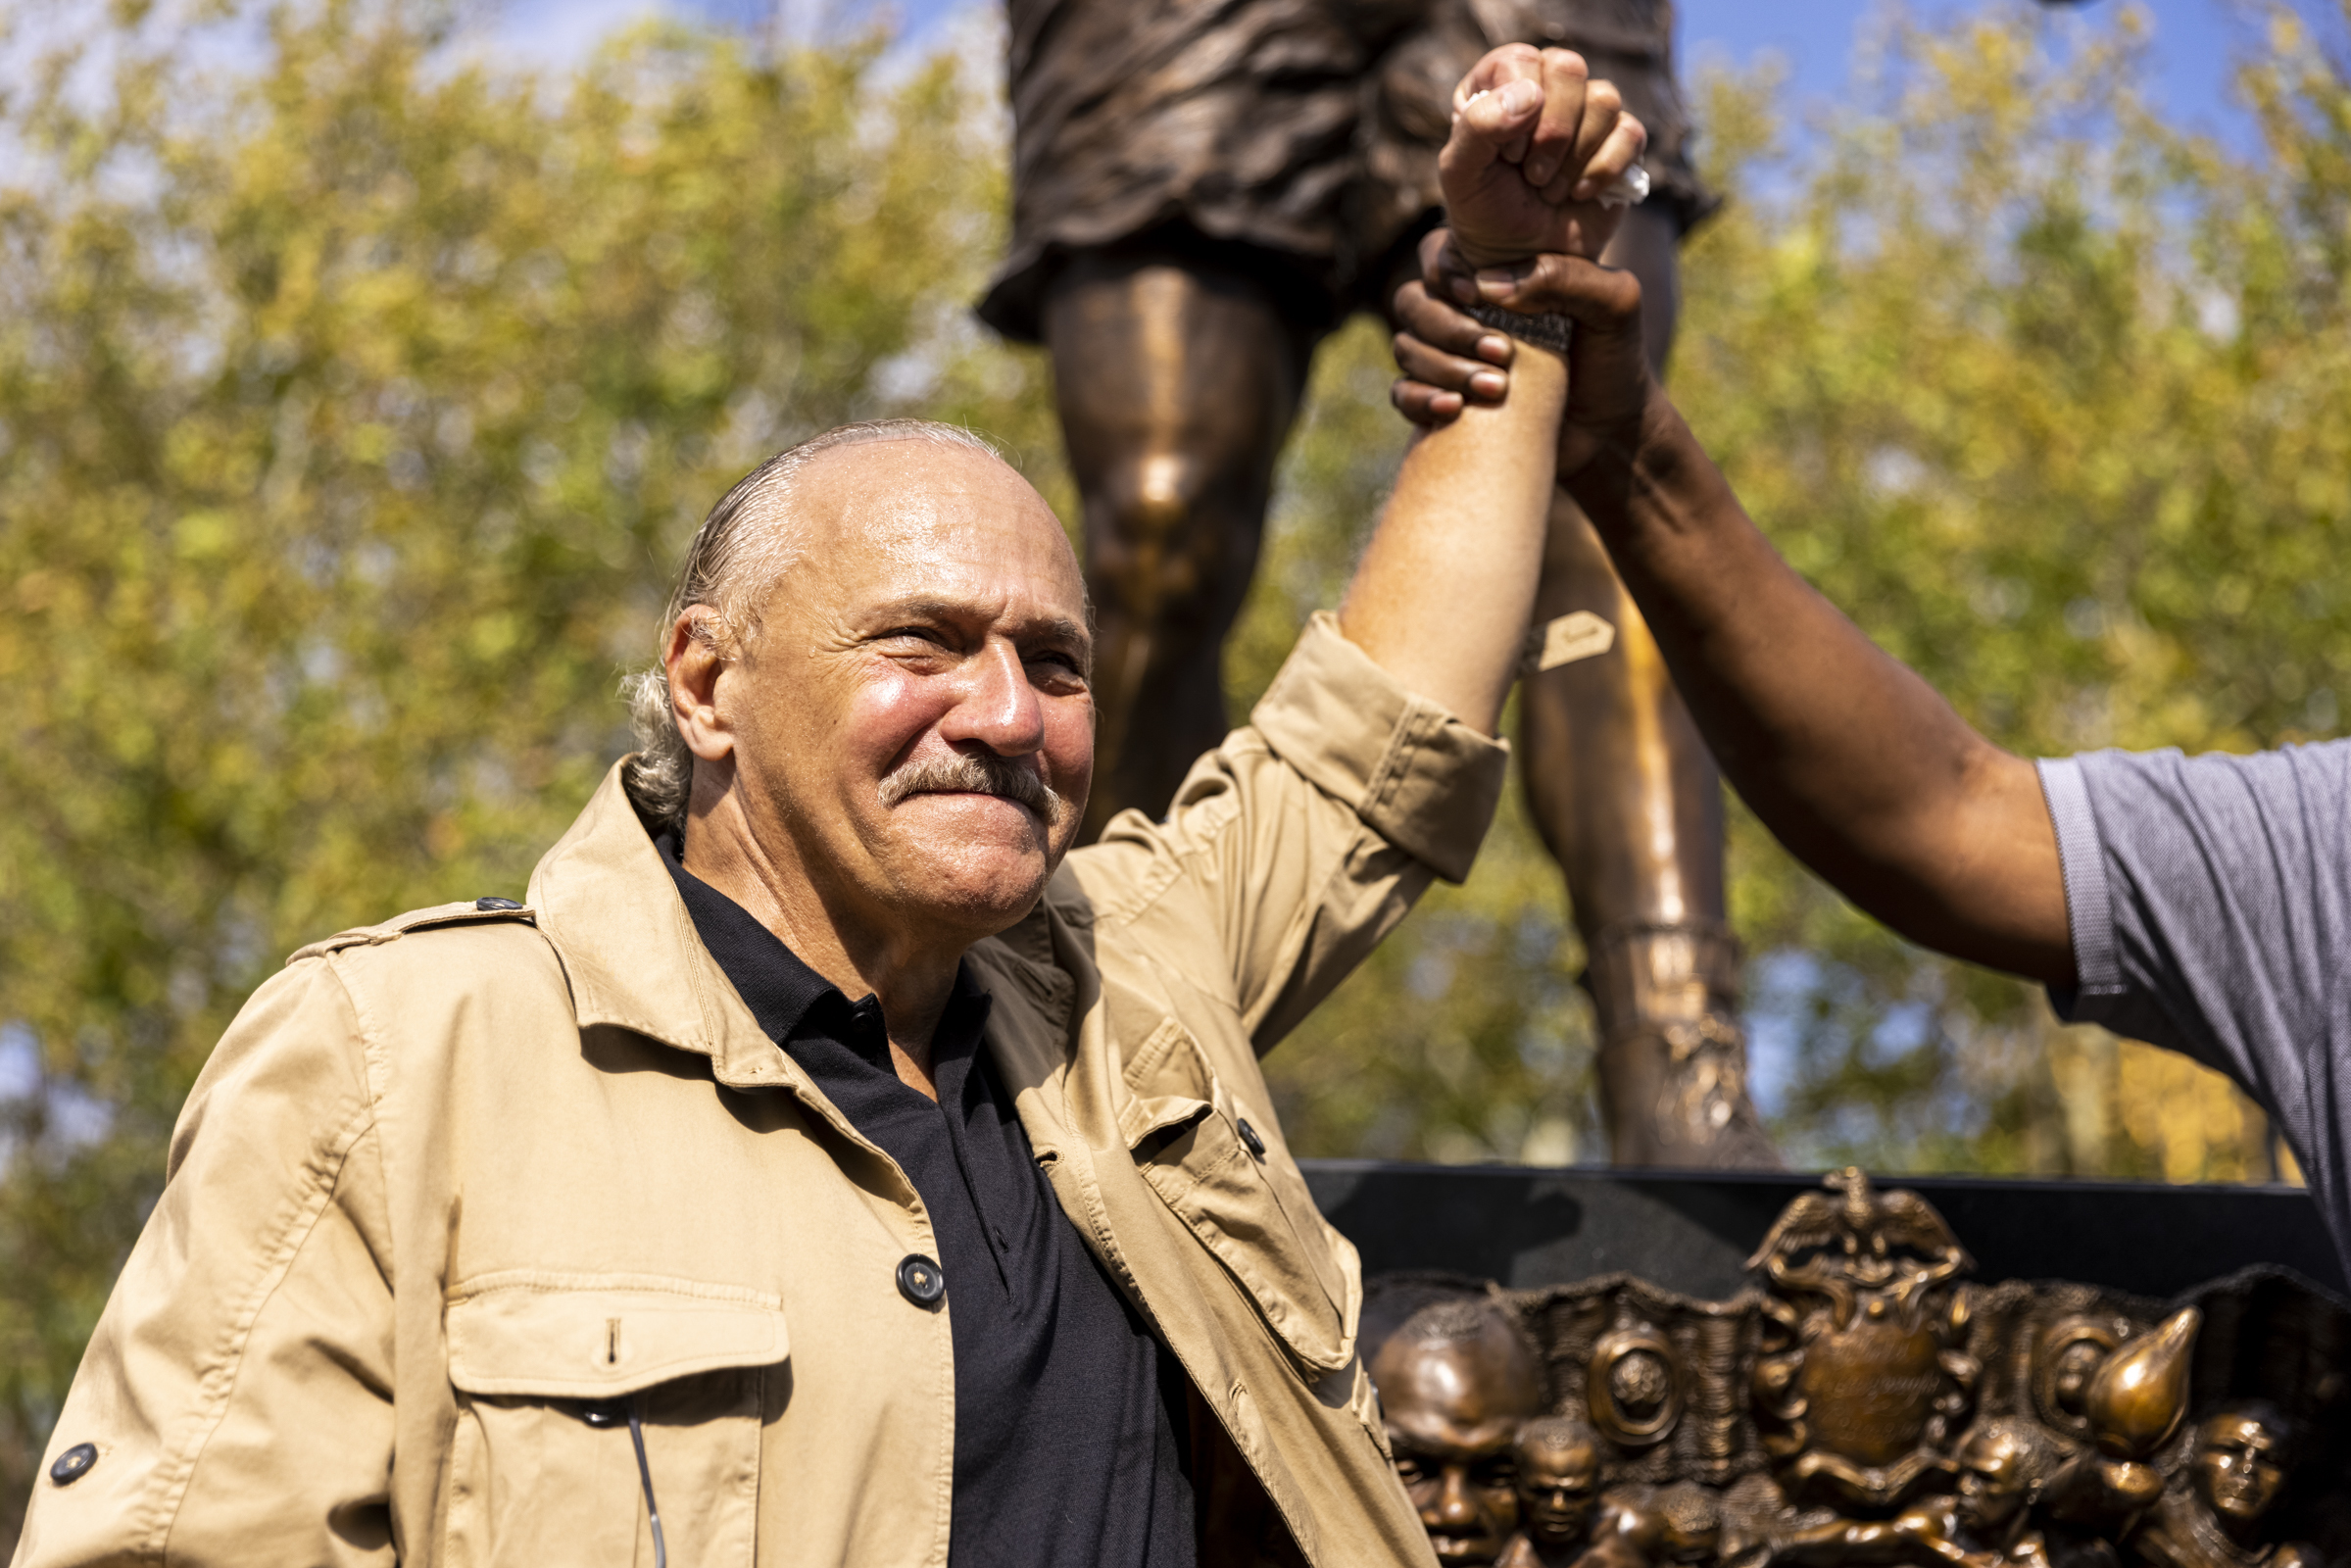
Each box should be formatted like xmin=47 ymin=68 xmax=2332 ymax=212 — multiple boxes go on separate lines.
xmin=526 ymin=761 xmax=794 ymax=1092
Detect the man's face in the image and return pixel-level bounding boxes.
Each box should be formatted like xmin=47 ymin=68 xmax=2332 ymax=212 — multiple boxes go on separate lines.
xmin=1516 ymin=1440 xmax=1599 ymax=1547
xmin=1952 ymin=1431 xmax=2032 ymax=1534
xmin=2192 ymin=1411 xmax=2288 ymax=1523
xmin=1373 ymin=1325 xmax=1542 ymax=1566
xmin=711 ymin=441 xmax=1093 ymax=944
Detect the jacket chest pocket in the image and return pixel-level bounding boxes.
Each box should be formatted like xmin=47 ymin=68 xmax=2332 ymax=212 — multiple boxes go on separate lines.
xmin=1117 ymin=1017 xmax=1358 ymax=1375
xmin=441 ymin=1274 xmax=788 ymax=1568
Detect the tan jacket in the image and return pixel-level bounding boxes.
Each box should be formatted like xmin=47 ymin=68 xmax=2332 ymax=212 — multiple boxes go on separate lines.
xmin=18 ymin=614 xmax=1506 ymax=1568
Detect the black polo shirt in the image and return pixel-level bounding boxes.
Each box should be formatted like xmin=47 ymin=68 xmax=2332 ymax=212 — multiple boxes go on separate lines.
xmin=659 ymin=840 xmax=1196 ymax=1567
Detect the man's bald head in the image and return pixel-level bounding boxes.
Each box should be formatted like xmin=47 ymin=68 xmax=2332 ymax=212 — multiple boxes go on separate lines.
xmin=624 ymin=420 xmax=1064 ymax=832
xmin=689 ymin=423 xmax=1027 ymax=637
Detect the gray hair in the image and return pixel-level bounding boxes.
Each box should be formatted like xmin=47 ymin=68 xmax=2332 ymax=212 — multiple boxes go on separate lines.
xmin=620 ymin=419 xmax=1005 ymax=838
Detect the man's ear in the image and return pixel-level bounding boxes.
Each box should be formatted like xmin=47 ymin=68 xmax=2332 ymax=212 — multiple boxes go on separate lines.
xmin=666 ymin=609 xmax=734 ymax=763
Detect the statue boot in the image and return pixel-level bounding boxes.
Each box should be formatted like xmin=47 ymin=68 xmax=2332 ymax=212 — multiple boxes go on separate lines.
xmin=1585 ymin=920 xmax=1778 ymax=1169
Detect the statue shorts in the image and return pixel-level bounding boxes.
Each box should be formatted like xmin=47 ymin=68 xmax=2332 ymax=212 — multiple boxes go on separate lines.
xmin=978 ymin=0 xmax=1717 ymax=341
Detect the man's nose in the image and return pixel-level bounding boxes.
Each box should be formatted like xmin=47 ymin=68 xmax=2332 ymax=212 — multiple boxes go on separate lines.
xmin=940 ymin=639 xmax=1046 ymax=755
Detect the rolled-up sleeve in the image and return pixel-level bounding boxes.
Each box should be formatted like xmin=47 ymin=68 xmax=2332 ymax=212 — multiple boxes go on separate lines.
xmin=1075 ymin=612 xmax=1509 ymax=1052
xmin=1248 ymin=613 xmax=1510 ymax=886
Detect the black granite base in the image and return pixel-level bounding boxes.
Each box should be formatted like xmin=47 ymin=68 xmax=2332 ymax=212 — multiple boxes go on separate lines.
xmin=1298 ymin=1160 xmax=2348 ymax=1298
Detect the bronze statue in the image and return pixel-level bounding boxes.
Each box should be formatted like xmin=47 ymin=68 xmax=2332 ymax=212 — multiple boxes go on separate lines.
xmin=2129 ymin=1405 xmax=2317 ymax=1568
xmin=1372 ymin=1296 xmax=1549 ymax=1564
xmin=1765 ymin=1419 xmax=2062 ymax=1568
xmin=1367 ymin=1171 xmax=2351 ymax=1568
xmin=981 ymin=0 xmax=1775 ymax=1165
xmin=1502 ymin=1415 xmax=1725 ymax=1568
xmin=1503 ymin=1415 xmax=1606 ymax=1566
xmin=1587 ymin=1484 xmax=1726 ymax=1568
xmin=1747 ymin=1167 xmax=1980 ymax=1511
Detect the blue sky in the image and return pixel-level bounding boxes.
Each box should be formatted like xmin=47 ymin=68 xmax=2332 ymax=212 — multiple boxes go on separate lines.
xmin=500 ymin=0 xmax=2325 ymax=154
xmin=1680 ymin=0 xmax=2306 ymax=152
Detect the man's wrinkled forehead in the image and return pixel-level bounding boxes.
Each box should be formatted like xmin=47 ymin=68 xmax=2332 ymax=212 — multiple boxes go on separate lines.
xmin=793 ymin=438 xmax=1087 ymax=619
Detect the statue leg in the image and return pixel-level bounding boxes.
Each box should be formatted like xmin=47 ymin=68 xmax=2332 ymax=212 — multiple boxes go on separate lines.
xmin=1041 ymin=244 xmax=1318 ymax=840
xmin=1520 ymin=207 xmax=1779 ymax=1167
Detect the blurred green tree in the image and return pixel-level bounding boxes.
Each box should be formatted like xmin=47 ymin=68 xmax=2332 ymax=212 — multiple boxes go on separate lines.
xmin=0 ymin=0 xmax=1064 ymax=1531
xmin=9 ymin=0 xmax=2351 ymax=1544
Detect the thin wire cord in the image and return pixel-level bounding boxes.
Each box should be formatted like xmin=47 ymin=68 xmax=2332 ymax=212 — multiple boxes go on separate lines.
xmin=626 ymin=1406 xmax=668 ymax=1568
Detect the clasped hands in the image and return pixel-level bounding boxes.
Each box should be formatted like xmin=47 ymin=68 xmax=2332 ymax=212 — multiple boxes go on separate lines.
xmin=1403 ymin=43 xmax=1665 ymax=475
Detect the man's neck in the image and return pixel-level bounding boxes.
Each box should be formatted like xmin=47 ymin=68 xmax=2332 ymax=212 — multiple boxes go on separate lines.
xmin=680 ymin=806 xmax=962 ymax=1102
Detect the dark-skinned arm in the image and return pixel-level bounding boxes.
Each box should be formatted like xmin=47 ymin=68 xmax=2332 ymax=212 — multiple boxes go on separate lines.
xmin=1391 ymin=239 xmax=2075 ymax=986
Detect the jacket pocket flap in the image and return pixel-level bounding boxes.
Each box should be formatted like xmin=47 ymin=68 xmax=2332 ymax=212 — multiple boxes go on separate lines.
xmin=1118 ymin=1021 xmax=1354 ymax=1375
xmin=446 ymin=1273 xmax=789 ymax=1398
xmin=1117 ymin=1017 xmax=1216 ymax=1147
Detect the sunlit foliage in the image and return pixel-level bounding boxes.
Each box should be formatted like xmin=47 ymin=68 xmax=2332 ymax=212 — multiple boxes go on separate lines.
xmin=0 ymin=0 xmax=1059 ymax=1525
xmin=6 ymin=0 xmax=2351 ymax=1539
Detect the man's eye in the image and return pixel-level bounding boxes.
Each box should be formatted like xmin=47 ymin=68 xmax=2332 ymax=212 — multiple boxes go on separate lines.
xmin=1473 ymin=1460 xmax=1518 ymax=1489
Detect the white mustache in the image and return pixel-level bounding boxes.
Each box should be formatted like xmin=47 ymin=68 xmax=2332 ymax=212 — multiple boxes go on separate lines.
xmin=877 ymin=753 xmax=1067 ymax=823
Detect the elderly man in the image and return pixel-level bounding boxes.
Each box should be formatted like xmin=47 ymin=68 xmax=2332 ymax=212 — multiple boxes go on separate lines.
xmin=17 ymin=48 xmax=1643 ymax=1568
xmin=1389 ymin=225 xmax=2351 ymax=1277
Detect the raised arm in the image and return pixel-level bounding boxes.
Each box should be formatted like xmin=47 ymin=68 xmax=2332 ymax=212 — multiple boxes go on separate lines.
xmin=1339 ymin=47 xmax=1645 ymax=734
xmin=1391 ymin=245 xmax=2074 ymax=984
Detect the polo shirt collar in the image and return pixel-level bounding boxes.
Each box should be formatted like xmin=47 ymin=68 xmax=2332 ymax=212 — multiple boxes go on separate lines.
xmin=653 ymin=829 xmax=996 ymax=1059
xmin=524 ymin=760 xmax=1037 ymax=1096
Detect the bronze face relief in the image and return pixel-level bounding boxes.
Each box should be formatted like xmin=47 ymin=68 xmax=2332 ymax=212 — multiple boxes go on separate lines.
xmin=1373 ymin=1298 xmax=1547 ymax=1566
xmin=1503 ymin=1415 xmax=1604 ymax=1566
xmin=1365 ymin=1171 xmax=2350 ymax=1568
xmin=2131 ymin=1404 xmax=2318 ymax=1568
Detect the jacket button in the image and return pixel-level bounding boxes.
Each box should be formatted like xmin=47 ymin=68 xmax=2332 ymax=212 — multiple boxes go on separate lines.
xmin=474 ymin=896 xmax=524 ymax=911
xmin=1237 ymin=1118 xmax=1267 ymax=1160
xmin=50 ymin=1443 xmax=97 ymax=1487
xmin=896 ymin=1253 xmax=947 ymax=1308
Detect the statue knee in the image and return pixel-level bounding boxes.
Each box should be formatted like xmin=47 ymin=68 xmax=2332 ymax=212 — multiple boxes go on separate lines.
xmin=1084 ymin=449 xmax=1249 ymax=629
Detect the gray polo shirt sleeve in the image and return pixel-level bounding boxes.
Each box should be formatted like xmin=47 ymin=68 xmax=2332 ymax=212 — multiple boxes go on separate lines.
xmin=2036 ymin=744 xmax=2351 ymax=1259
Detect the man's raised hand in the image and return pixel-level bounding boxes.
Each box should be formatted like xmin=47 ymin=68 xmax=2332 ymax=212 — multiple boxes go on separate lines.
xmin=1440 ymin=44 xmax=1647 ymax=270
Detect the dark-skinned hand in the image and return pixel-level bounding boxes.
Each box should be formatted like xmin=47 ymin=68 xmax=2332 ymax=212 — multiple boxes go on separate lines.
xmin=1389 ymin=227 xmax=1655 ymax=477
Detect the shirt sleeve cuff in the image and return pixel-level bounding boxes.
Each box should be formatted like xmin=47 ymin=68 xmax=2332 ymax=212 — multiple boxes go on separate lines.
xmin=2036 ymin=755 xmax=2125 ymax=1017
xmin=1249 ymin=612 xmax=1510 ymax=884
